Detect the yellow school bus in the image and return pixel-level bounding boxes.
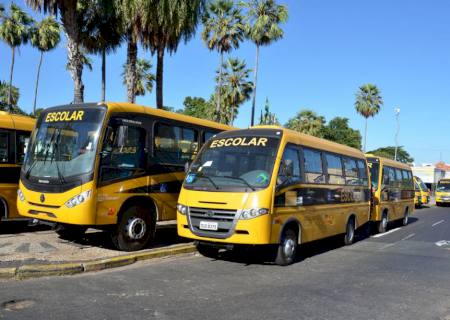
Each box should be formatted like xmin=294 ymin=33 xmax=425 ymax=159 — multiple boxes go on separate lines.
xmin=436 ymin=178 xmax=450 ymax=206
xmin=414 ymin=176 xmax=430 ymax=205
xmin=413 ymin=177 xmax=422 ymax=208
xmin=17 ymin=102 xmax=232 ymax=250
xmin=177 ymin=126 xmax=371 ymax=265
xmin=366 ymin=155 xmax=414 ymax=233
xmin=0 ymin=112 xmax=35 ymax=223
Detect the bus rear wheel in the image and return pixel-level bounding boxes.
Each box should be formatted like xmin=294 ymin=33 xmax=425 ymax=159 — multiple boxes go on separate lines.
xmin=275 ymin=228 xmax=298 ymax=266
xmin=54 ymin=223 xmax=87 ymax=240
xmin=402 ymin=209 xmax=409 ymax=226
xmin=111 ymin=205 xmax=155 ymax=251
xmin=377 ymin=212 xmax=388 ymax=234
xmin=344 ymin=218 xmax=355 ymax=245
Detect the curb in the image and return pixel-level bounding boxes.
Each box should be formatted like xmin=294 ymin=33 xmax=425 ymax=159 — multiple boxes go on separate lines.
xmin=0 ymin=243 xmax=196 ymax=280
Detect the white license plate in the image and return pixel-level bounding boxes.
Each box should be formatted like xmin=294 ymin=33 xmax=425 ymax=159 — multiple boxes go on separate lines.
xmin=199 ymin=221 xmax=218 ymax=231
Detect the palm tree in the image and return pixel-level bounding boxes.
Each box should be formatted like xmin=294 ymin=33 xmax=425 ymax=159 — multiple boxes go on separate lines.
xmin=241 ymin=0 xmax=288 ymax=126
xmin=26 ymin=0 xmax=87 ymax=103
xmin=355 ymin=83 xmax=383 ymax=151
xmin=30 ymin=17 xmax=61 ymax=115
xmin=0 ymin=3 xmax=33 ymax=110
xmin=0 ymin=81 xmax=19 ymax=111
xmin=259 ymin=97 xmax=279 ymax=125
xmin=122 ymin=58 xmax=155 ymax=98
xmin=80 ymin=0 xmax=123 ymax=101
xmin=139 ymin=0 xmax=204 ymax=109
xmin=285 ymin=109 xmax=325 ymax=137
xmin=202 ymin=0 xmax=245 ymax=121
xmin=219 ymin=58 xmax=253 ymax=125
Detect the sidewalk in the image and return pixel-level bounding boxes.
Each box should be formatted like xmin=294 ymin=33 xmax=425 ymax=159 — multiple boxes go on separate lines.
xmin=0 ymin=222 xmax=195 ymax=280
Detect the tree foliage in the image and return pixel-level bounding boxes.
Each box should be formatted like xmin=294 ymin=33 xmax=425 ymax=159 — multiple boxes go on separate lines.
xmin=367 ymin=146 xmax=414 ymax=164
xmin=0 ymin=81 xmax=25 ymax=114
xmin=285 ymin=109 xmax=325 ymax=137
xmin=259 ymin=98 xmax=279 ymax=125
xmin=122 ymin=58 xmax=155 ymax=98
xmin=322 ymin=117 xmax=362 ymax=149
xmin=180 ymin=96 xmax=215 ymax=120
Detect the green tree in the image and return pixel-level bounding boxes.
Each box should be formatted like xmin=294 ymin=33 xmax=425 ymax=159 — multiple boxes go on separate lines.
xmin=202 ymin=0 xmax=245 ymax=121
xmin=0 ymin=81 xmax=19 ymax=111
xmin=219 ymin=57 xmax=253 ymax=125
xmin=355 ymin=83 xmax=383 ymax=152
xmin=285 ymin=109 xmax=325 ymax=137
xmin=0 ymin=3 xmax=33 ymax=110
xmin=181 ymin=96 xmax=215 ymax=120
xmin=367 ymin=146 xmax=413 ymax=164
xmin=259 ymin=97 xmax=279 ymax=125
xmin=241 ymin=0 xmax=287 ymax=126
xmin=141 ymin=0 xmax=205 ymax=109
xmin=26 ymin=0 xmax=88 ymax=103
xmin=30 ymin=16 xmax=61 ymax=115
xmin=122 ymin=58 xmax=155 ymax=98
xmin=322 ymin=117 xmax=362 ymax=149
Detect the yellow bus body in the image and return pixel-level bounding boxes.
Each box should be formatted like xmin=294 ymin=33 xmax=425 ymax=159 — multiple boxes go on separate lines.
xmin=436 ymin=178 xmax=450 ymax=206
xmin=0 ymin=112 xmax=35 ymax=222
xmin=177 ymin=126 xmax=371 ymax=264
xmin=18 ymin=102 xmax=232 ymax=250
xmin=366 ymin=155 xmax=414 ymax=231
xmin=414 ymin=176 xmax=429 ymax=206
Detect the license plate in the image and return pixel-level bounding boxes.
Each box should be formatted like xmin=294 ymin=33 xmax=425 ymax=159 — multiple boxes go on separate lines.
xmin=199 ymin=221 xmax=218 ymax=231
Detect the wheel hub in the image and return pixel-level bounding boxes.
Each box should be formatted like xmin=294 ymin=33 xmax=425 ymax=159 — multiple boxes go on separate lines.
xmin=126 ymin=217 xmax=146 ymax=240
xmin=283 ymin=238 xmax=296 ymax=257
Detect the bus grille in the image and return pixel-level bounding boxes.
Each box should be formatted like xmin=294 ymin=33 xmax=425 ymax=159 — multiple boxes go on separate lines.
xmin=187 ymin=207 xmax=239 ymax=239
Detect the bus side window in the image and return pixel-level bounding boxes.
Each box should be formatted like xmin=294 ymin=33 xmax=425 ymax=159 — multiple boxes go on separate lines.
xmin=16 ymin=131 xmax=30 ymax=164
xmin=304 ymin=148 xmax=325 ymax=184
xmin=203 ymin=131 xmax=216 ymax=143
xmin=343 ymin=158 xmax=358 ymax=185
xmin=277 ymin=146 xmax=301 ymax=187
xmin=324 ymin=153 xmax=344 ymax=185
xmin=154 ymin=123 xmax=198 ymax=165
xmin=356 ymin=160 xmax=368 ymax=186
xmin=0 ymin=132 xmax=8 ymax=163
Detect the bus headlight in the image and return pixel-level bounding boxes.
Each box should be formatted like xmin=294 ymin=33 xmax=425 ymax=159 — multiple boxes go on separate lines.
xmin=65 ymin=190 xmax=92 ymax=208
xmin=238 ymin=208 xmax=269 ymax=220
xmin=177 ymin=204 xmax=188 ymax=215
xmin=17 ymin=189 xmax=25 ymax=202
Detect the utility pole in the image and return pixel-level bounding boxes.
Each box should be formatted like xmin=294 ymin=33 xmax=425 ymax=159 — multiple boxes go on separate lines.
xmin=394 ymin=107 xmax=400 ymax=161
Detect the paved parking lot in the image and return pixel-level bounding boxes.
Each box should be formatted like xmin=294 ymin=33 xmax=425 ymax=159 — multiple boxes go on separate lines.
xmin=0 ymin=222 xmax=186 ymax=268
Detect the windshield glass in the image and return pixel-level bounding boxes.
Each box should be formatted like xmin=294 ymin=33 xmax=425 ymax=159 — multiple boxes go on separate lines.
xmin=419 ymin=181 xmax=428 ymax=191
xmin=368 ymin=161 xmax=380 ymax=190
xmin=437 ymin=181 xmax=450 ymax=192
xmin=23 ymin=108 xmax=106 ymax=182
xmin=184 ymin=135 xmax=280 ymax=192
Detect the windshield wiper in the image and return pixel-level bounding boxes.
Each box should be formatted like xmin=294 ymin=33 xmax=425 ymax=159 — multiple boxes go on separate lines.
xmin=49 ymin=129 xmax=66 ymax=185
xmin=195 ymin=172 xmax=219 ymax=190
xmin=220 ymin=175 xmax=256 ymax=191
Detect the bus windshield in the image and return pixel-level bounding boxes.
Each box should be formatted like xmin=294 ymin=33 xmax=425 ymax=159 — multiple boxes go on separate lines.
xmin=367 ymin=161 xmax=380 ymax=190
xmin=22 ymin=107 xmax=106 ymax=183
xmin=184 ymin=135 xmax=280 ymax=192
xmin=437 ymin=181 xmax=450 ymax=192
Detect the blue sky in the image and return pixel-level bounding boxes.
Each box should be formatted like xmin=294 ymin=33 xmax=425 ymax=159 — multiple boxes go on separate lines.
xmin=1 ymin=0 xmax=450 ymax=165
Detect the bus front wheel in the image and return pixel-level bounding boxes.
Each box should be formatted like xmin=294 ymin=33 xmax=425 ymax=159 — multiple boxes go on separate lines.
xmin=111 ymin=205 xmax=155 ymax=251
xmin=54 ymin=223 xmax=87 ymax=240
xmin=275 ymin=228 xmax=298 ymax=266
xmin=377 ymin=212 xmax=388 ymax=234
xmin=344 ymin=218 xmax=355 ymax=245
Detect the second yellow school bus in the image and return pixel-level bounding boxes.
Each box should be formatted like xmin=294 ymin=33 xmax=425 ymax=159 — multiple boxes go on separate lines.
xmin=366 ymin=155 xmax=414 ymax=233
xmin=177 ymin=126 xmax=371 ymax=265
xmin=0 ymin=112 xmax=35 ymax=223
xmin=17 ymin=102 xmax=232 ymax=250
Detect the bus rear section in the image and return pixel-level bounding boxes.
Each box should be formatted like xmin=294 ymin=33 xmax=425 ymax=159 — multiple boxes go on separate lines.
xmin=18 ymin=102 xmax=232 ymax=251
xmin=366 ymin=155 xmax=414 ymax=233
xmin=177 ymin=127 xmax=371 ymax=265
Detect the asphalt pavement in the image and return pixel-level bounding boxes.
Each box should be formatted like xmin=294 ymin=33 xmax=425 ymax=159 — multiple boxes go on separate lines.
xmin=0 ymin=205 xmax=449 ymax=320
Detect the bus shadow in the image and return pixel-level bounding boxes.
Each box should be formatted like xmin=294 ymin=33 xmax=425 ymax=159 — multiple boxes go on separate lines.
xmin=0 ymin=221 xmax=51 ymax=235
xmin=61 ymin=226 xmax=190 ymax=251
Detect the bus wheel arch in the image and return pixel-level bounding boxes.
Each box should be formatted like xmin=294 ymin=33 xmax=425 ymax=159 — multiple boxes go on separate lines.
xmin=0 ymin=197 xmax=8 ymax=220
xmin=377 ymin=209 xmax=389 ymax=233
xmin=275 ymin=219 xmax=301 ymax=266
xmin=112 ymin=196 xmax=157 ymax=251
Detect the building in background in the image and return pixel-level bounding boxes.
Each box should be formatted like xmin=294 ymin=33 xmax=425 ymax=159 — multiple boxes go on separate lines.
xmin=411 ymin=163 xmax=447 ymax=194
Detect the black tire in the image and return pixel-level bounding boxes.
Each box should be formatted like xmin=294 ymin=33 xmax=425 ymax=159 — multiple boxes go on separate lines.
xmin=402 ymin=209 xmax=409 ymax=226
xmin=196 ymin=243 xmax=219 ymax=258
xmin=275 ymin=228 xmax=298 ymax=266
xmin=344 ymin=218 xmax=355 ymax=245
xmin=111 ymin=205 xmax=155 ymax=251
xmin=376 ymin=212 xmax=388 ymax=234
xmin=54 ymin=223 xmax=87 ymax=240
xmin=436 ymin=202 xmax=441 ymax=207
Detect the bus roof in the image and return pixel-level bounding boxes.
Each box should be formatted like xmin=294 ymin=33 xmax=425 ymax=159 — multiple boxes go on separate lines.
xmin=249 ymin=125 xmax=366 ymax=159
xmin=0 ymin=111 xmax=35 ymax=131
xmin=438 ymin=178 xmax=450 ymax=183
xmin=365 ymin=153 xmax=412 ymax=170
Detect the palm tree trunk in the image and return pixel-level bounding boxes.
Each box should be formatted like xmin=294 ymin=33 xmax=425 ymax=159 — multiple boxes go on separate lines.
xmin=250 ymin=44 xmax=260 ymax=127
xmin=33 ymin=51 xmax=44 ymax=115
xmin=8 ymin=46 xmax=15 ymax=111
xmin=215 ymin=52 xmax=224 ymax=122
xmin=364 ymin=117 xmax=368 ymax=152
xmin=126 ymin=32 xmax=137 ymax=103
xmin=101 ymin=48 xmax=106 ymax=101
xmin=156 ymin=43 xmax=164 ymax=109
xmin=63 ymin=7 xmax=84 ymax=104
